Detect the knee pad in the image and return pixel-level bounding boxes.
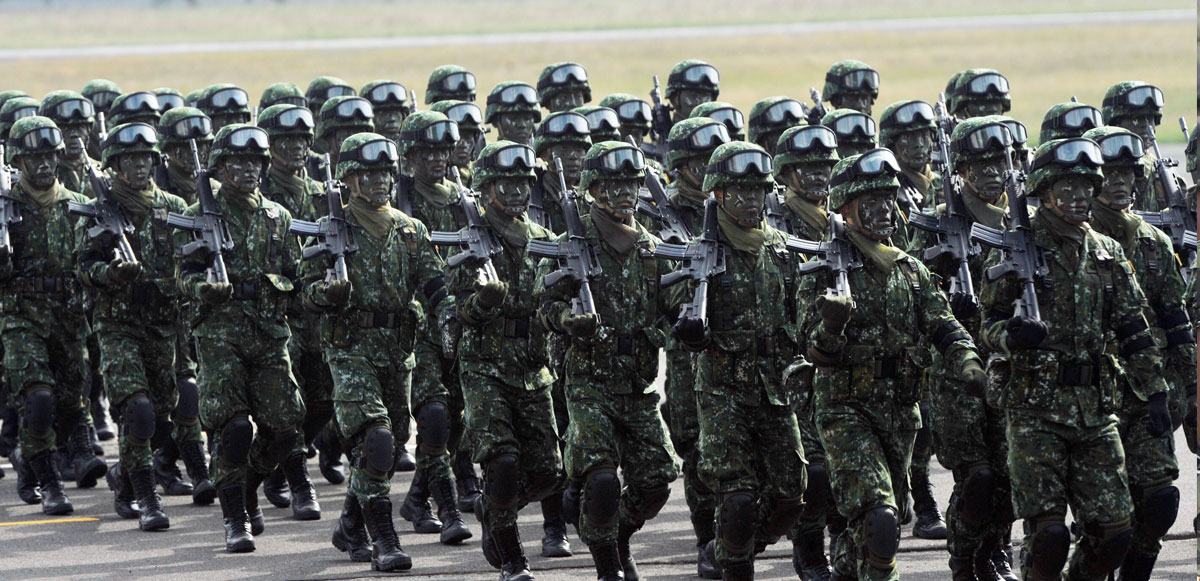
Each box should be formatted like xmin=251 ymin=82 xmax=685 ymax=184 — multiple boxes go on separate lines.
xmin=151 ymin=420 xmax=174 ymax=451
xmin=862 ymin=506 xmax=900 ymax=570
xmin=123 ymin=396 xmax=156 ymax=442
xmin=23 ymin=387 xmax=55 ymax=434
xmin=524 ymin=470 xmax=559 ymax=504
xmin=956 ymin=463 xmax=996 ymax=530
xmin=760 ymin=495 xmax=805 ymax=539
xmin=415 ymin=402 xmax=450 ymax=456
xmin=485 ymin=454 xmax=521 ymax=510
xmin=1024 ymin=515 xmax=1070 ymax=579
xmin=583 ymin=467 xmax=621 ymax=529
xmin=174 ymin=376 xmax=199 ymax=421
xmin=800 ymin=462 xmax=830 ymax=520
xmin=360 ymin=426 xmax=394 ymax=479
xmin=630 ymin=484 xmax=671 ymax=522
xmin=1079 ymin=519 xmax=1133 ymax=574
xmin=717 ymin=491 xmax=758 ymax=556
xmin=219 ymin=417 xmax=254 ymax=465
xmin=1134 ymin=481 xmax=1180 ymax=539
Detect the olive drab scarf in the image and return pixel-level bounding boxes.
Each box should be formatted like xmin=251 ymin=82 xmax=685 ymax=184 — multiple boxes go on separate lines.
xmin=716 ymin=205 xmax=768 ymax=254
xmin=784 ymin=189 xmax=829 ymax=233
xmin=167 ymin=162 xmax=198 ymax=200
xmin=1035 ymin=206 xmax=1086 ymax=268
xmin=961 ymin=181 xmax=1008 ymax=230
xmin=413 ymin=177 xmax=457 ymax=210
xmin=901 ymin=164 xmax=935 ymax=198
xmin=108 ymin=177 xmax=155 ymax=219
xmin=268 ymin=162 xmax=312 ymax=211
xmin=589 ymin=206 xmax=639 ymax=255
xmin=347 ymin=194 xmax=397 ymax=240
xmin=1089 ymin=199 xmax=1141 ymax=248
xmin=846 ymin=226 xmax=904 ymax=274
xmin=484 ymin=203 xmax=531 ymax=249
xmin=18 ymin=175 xmax=63 ymax=209
xmin=674 ymin=178 xmax=709 ymax=207
xmin=222 ymin=185 xmax=262 ymax=213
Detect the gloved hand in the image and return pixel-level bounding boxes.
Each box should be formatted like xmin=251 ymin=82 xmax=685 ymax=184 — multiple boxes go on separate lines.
xmin=325 ymin=279 xmax=352 ymax=306
xmin=1147 ymin=392 xmax=1172 ymax=438
xmin=108 ymin=257 xmax=142 ymax=284
xmin=815 ymin=294 xmax=854 ymax=334
xmin=672 ymin=316 xmax=708 ymax=350
xmin=960 ymin=359 xmax=987 ymax=398
xmin=561 ymin=312 xmax=598 ymax=338
xmin=782 ymin=359 xmax=815 ymax=392
xmin=949 ymin=291 xmax=979 ymax=322
xmin=197 ymin=281 xmax=232 ymax=305
xmin=1004 ymin=316 xmax=1048 ymax=351
xmin=476 ymin=280 xmax=508 ymax=309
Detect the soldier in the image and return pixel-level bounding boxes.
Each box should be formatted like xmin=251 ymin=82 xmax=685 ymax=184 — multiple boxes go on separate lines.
xmin=0 ymin=89 xmax=30 ymax=113
xmin=154 ymin=107 xmax=213 ymax=205
xmin=598 ymin=94 xmax=653 ymax=146
xmin=486 ymin=82 xmax=542 ymax=147
xmin=821 ymin=109 xmax=877 ymax=159
xmin=575 ymin=105 xmax=622 ymax=144
xmin=82 ymin=78 xmax=121 ymax=159
xmin=819 ymin=60 xmax=880 ymax=117
xmin=361 ymin=80 xmax=414 ymax=145
xmin=669 ymin=141 xmax=806 ymax=580
xmin=302 ymin=133 xmax=448 ymax=572
xmin=392 ymin=111 xmax=474 ymax=546
xmin=795 ymin=148 xmax=985 ymax=579
xmin=305 ymin=76 xmax=356 ymax=118
xmin=662 ymin=59 xmax=720 ymax=124
xmin=76 ymin=121 xmax=188 ymax=531
xmin=152 ymin=88 xmax=186 ymax=114
xmin=431 ymin=100 xmax=486 ymax=189
xmin=108 ymin=92 xmax=162 ymax=128
xmin=1102 ymin=82 xmax=1188 ymax=214
xmin=174 ymin=123 xmax=307 ymax=553
xmin=1081 ymin=125 xmax=1189 ymax=579
xmin=1038 ymin=102 xmax=1103 ymax=143
xmin=690 ymin=101 xmax=746 ymax=142
xmin=0 ymin=97 xmax=40 ymax=143
xmin=315 ymin=96 xmax=374 ymax=163
xmin=538 ymin=62 xmax=591 ymax=113
xmin=39 ymin=91 xmax=100 ymax=198
xmin=949 ymin=69 xmax=1012 ymax=120
xmin=2 ymin=116 xmax=94 ymax=515
xmin=452 ymin=140 xmax=561 ymax=581
xmin=195 ymin=84 xmax=252 ymax=132
xmin=747 ymin=97 xmax=806 ymax=155
xmin=259 ymin=82 xmax=308 ymax=111
xmin=879 ymin=100 xmax=940 ymax=211
xmin=978 ymin=137 xmax=1168 ymax=579
xmin=426 ymin=65 xmax=477 ymax=105
xmin=530 ymin=111 xmax=591 ymax=233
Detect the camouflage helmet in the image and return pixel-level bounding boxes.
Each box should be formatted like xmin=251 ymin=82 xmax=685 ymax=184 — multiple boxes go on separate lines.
xmin=425 ymin=65 xmax=476 ymax=104
xmin=195 ymin=83 xmax=251 ymax=118
xmin=580 ymin=141 xmax=647 ymax=192
xmin=943 ymin=72 xmax=964 ymax=114
xmin=0 ymin=90 xmax=30 ymax=112
xmin=951 ymin=69 xmax=1011 ymax=115
xmin=471 ymin=140 xmax=537 ymax=190
xmin=157 ymin=106 xmax=214 ymax=143
xmin=879 ymin=100 xmax=936 ymax=149
xmin=1027 ymin=138 xmax=1105 ymax=195
xmin=747 ymin=97 xmax=807 ymax=147
xmin=82 ymin=78 xmax=122 ymax=112
xmin=39 ymin=90 xmax=95 ymax=126
xmin=305 ymin=76 xmax=356 ymax=112
xmin=665 ymin=117 xmax=730 ymax=170
xmin=184 ymin=89 xmax=203 ymax=107
xmin=257 ymin=103 xmax=314 ymax=138
xmin=6 ymin=116 xmax=64 ymax=164
xmin=484 ymin=81 xmax=541 ymax=125
xmin=101 ymin=122 xmax=161 ymax=169
xmin=335 ymin=132 xmax=399 ymax=180
xmin=396 ymin=110 xmax=458 ymax=157
xmin=822 ymin=60 xmax=879 ymax=102
xmin=108 ymin=91 xmax=162 ymax=127
xmin=207 ymin=123 xmax=270 ymax=170
xmin=689 ymin=101 xmax=746 ymax=141
xmin=259 ymin=82 xmax=307 ymax=110
xmin=821 ymin=108 xmax=877 ymax=146
xmin=316 ymin=96 xmax=374 ymax=142
xmin=572 ymin=106 xmax=621 ymax=143
xmin=598 ymin=93 xmax=652 ymax=131
xmin=1039 ymin=102 xmax=1103 ymax=142
xmin=537 ymin=62 xmax=591 ymax=108
xmin=949 ymin=115 xmax=1012 ymax=169
xmin=827 ymin=148 xmax=901 ymax=211
xmin=532 ymin=111 xmax=591 ymax=157
xmin=664 ymin=59 xmax=720 ymax=100
xmin=1186 ymin=121 xmax=1199 ymax=173
xmin=0 ymin=97 xmax=42 ymax=140
xmin=701 ymin=141 xmax=774 ymax=193
xmin=361 ymin=80 xmax=413 ymax=115
xmin=1081 ymin=126 xmax=1144 ymax=167
xmin=151 ymin=88 xmax=186 ymax=113
xmin=1102 ymin=81 xmax=1163 ymax=126
xmin=772 ymin=125 xmax=839 ymax=178
xmin=430 ymin=100 xmax=483 ymax=132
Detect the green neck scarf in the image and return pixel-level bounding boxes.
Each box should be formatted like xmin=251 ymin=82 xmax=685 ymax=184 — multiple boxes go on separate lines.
xmin=108 ymin=176 xmax=155 ymax=218
xmin=414 ymin=177 xmax=457 ymax=209
xmin=961 ymin=181 xmax=1009 ymax=230
xmin=167 ymin=163 xmax=198 ymax=199
xmin=484 ymin=203 xmax=531 ymax=249
xmin=1089 ymin=199 xmax=1140 ymax=248
xmin=716 ymin=205 xmax=768 ymax=254
xmin=589 ymin=207 xmax=640 ymax=255
xmin=784 ymin=189 xmax=829 ymax=233
xmin=846 ymin=226 xmax=904 ymax=274
xmin=673 ymin=178 xmax=709 ymax=207
xmin=18 ymin=176 xmax=62 ymax=209
xmin=268 ymin=162 xmax=311 ymax=210
xmin=221 ymin=183 xmax=261 ymax=213
xmin=901 ymin=163 xmax=934 ymax=197
xmin=1035 ymin=207 xmax=1086 ymax=268
xmin=348 ymin=194 xmax=397 ymax=240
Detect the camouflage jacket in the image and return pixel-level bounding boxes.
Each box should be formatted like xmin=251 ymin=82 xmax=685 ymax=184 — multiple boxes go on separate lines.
xmin=55 ymin=154 xmax=97 ymax=198
xmin=531 ymin=168 xmax=586 ymax=236
xmin=1132 ymin=150 xmax=1189 ymax=213
xmin=0 ymin=181 xmax=90 ymax=328
xmin=979 ymin=212 xmax=1168 ymax=427
xmin=261 ymin=166 xmax=327 ymax=322
xmin=394 ymin=175 xmax=466 ymax=247
xmin=77 ymin=187 xmax=187 ymax=324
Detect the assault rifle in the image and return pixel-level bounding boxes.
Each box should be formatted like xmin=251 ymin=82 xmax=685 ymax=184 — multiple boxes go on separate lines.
xmin=68 ymin=138 xmax=138 ymax=264
xmin=1134 ymin=123 xmax=1196 ymax=273
xmin=527 ymin=155 xmax=602 ymax=322
xmin=0 ymin=144 xmax=20 ymax=258
xmin=166 ymin=139 xmax=233 ymax=284
xmin=654 ymin=196 xmax=726 ymax=331
xmin=787 ymin=212 xmax=860 ymax=302
xmin=636 ymin=165 xmax=692 ymax=245
xmin=290 ymin=153 xmax=357 ymax=281
xmin=429 ymin=166 xmax=502 ymax=284
xmin=648 ymin=75 xmax=672 ymax=160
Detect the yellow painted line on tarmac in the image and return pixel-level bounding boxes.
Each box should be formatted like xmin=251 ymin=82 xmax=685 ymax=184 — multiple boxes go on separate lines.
xmin=0 ymin=517 xmax=100 ymax=527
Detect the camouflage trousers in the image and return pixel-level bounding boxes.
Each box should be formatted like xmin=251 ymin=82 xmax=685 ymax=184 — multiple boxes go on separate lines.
xmin=928 ymin=372 xmax=1012 ymax=559
xmin=565 ymin=380 xmax=679 ymax=546
xmin=95 ymin=317 xmax=178 ymax=472
xmin=195 ymin=328 xmax=305 ymax=490
xmin=1116 ymin=392 xmax=1179 ymax=560
xmin=790 ymin=405 xmax=846 ymax=544
xmin=817 ymin=403 xmax=917 ymax=581
xmin=3 ymin=317 xmax=88 ymax=459
xmin=411 ymin=334 xmax=459 ymax=484
xmin=1005 ymin=409 xmax=1132 ymax=581
xmin=461 ymin=365 xmax=561 ymax=530
xmin=327 ymin=348 xmax=411 ymax=505
xmin=286 ymin=317 xmax=334 ymax=456
xmin=662 ymin=346 xmax=717 ymax=544
xmin=697 ymin=387 xmax=807 ymax=567
xmin=172 ymin=311 xmax=202 ymax=447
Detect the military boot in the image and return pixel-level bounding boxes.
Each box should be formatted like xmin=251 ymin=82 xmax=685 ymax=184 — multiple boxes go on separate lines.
xmin=429 ymin=474 xmax=472 ymax=544
xmin=263 ymin=466 xmax=291 ymax=508
xmin=721 ymin=561 xmax=754 ymax=581
xmin=315 ymin=424 xmax=345 ymax=484
xmin=218 ymin=484 xmax=256 ymax=553
xmin=399 ymin=467 xmax=442 ymax=533
xmin=910 ymin=470 xmax=947 ymax=539
xmin=1116 ymin=548 xmax=1158 ymax=581
xmin=702 ymin=539 xmax=725 ymax=580
xmin=0 ymin=403 xmax=18 ymax=457
xmin=331 ymin=491 xmax=371 ymax=562
xmin=12 ymin=447 xmax=42 ymax=504
xmin=792 ymin=528 xmax=832 ymax=580
xmin=973 ymin=534 xmax=1005 ymax=581
xmin=282 ymin=452 xmax=320 ymax=520
xmin=617 ymin=520 xmax=641 ymax=581
xmin=105 ymin=462 xmax=139 ymax=519
xmin=454 ymin=451 xmax=482 ymax=512
xmin=590 ymin=540 xmax=626 ymax=581
xmin=128 ymin=465 xmax=170 ymax=531
xmin=68 ymin=420 xmax=106 ymax=488
xmin=475 ymin=495 xmax=503 ymax=569
xmin=990 ymin=535 xmax=1019 ymax=581
xmin=179 ymin=439 xmax=216 ymax=505
xmin=494 ymin=524 xmax=536 ymax=581
xmin=394 ymin=444 xmax=415 ymax=472
xmin=29 ymin=451 xmax=73 ymax=515
xmin=56 ymin=448 xmax=76 ymax=482
xmin=950 ymin=556 xmax=979 ymax=580
xmin=153 ymin=439 xmax=193 ymax=496
xmin=244 ymin=469 xmax=268 ymax=536
xmin=541 ymin=492 xmax=572 ymax=557
xmin=361 ymin=497 xmax=414 ymax=572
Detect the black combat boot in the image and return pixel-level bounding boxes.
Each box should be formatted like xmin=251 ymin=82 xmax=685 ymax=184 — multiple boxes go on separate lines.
xmin=128 ymin=465 xmax=170 ymax=531
xmin=721 ymin=561 xmax=754 ymax=581
xmin=399 ymin=467 xmax=442 ymax=533
xmin=950 ymin=555 xmax=979 ymax=580
xmin=1116 ymin=548 xmax=1158 ymax=581
xmin=493 ymin=524 xmax=535 ymax=581
xmin=29 ymin=451 xmax=73 ymax=515
xmin=331 ymin=491 xmax=371 ymax=562
xmin=263 ymin=466 xmax=291 ymax=508
xmin=617 ymin=520 xmax=641 ymax=581
xmin=68 ymin=420 xmax=106 ymax=488
xmin=792 ymin=528 xmax=832 ymax=580
xmin=243 ymin=469 xmax=268 ymax=535
xmin=218 ymin=484 xmax=255 ymax=553
xmin=361 ymin=497 xmax=414 ymax=572
xmin=991 ymin=534 xmax=1019 ymax=581
xmin=56 ymin=448 xmax=75 ymax=482
xmin=12 ymin=447 xmax=41 ymax=504
xmin=702 ymin=539 xmax=725 ymax=580
xmin=910 ymin=470 xmax=947 ymax=539
xmin=541 ymin=492 xmax=572 ymax=557
xmin=315 ymin=424 xmax=345 ymax=484
xmin=973 ymin=534 xmax=1004 ymax=581
xmin=105 ymin=463 xmax=139 ymax=519
xmin=282 ymin=452 xmax=320 ymax=520
xmin=179 ymin=439 xmax=216 ymax=505
xmin=153 ymin=438 xmax=194 ymax=496
xmin=394 ymin=444 xmax=415 ymax=472
xmin=429 ymin=474 xmax=472 ymax=544
xmin=475 ymin=495 xmax=503 ymax=569
xmin=590 ymin=539 xmax=626 ymax=581
xmin=454 ymin=450 xmax=481 ymax=512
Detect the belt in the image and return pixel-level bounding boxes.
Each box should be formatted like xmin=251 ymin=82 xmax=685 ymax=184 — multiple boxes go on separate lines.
xmin=13 ymin=276 xmax=67 ymax=294
xmin=872 ymin=356 xmax=903 ymax=379
xmin=231 ymin=281 xmax=259 ymax=301
xmin=1057 ymin=362 xmax=1099 ymax=386
xmin=501 ymin=317 xmax=530 ymax=339
xmin=357 ymin=311 xmax=406 ymax=329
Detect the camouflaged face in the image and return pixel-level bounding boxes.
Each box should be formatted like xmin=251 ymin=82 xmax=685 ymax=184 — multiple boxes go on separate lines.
xmin=949 ymin=115 xmax=1010 ymax=168
xmin=158 ymin=106 xmax=212 ymax=143
xmin=701 ymin=140 xmax=773 ymax=192
xmin=1028 ymin=138 xmax=1104 ymax=195
xmin=537 ymin=62 xmax=591 ymax=106
xmin=772 ymin=125 xmax=839 ymax=178
xmin=579 ymin=140 xmax=646 ymax=192
xmin=665 ymin=59 xmax=720 ymax=100
xmin=532 ymin=111 xmax=591 ymax=157
xmin=1039 ymin=102 xmax=1101 ymax=143
xmin=426 ymin=64 xmax=472 ymax=104
xmin=484 ymin=81 xmax=541 ymax=124
xmin=828 ymin=152 xmax=899 ymax=211
xmin=208 ymin=122 xmax=269 ymax=169
xmin=317 ymin=96 xmax=374 ymax=141
xmin=397 ymin=110 xmax=452 ymax=156
xmin=1187 ymin=122 xmax=1198 ymax=172
xmin=1102 ymin=80 xmax=1159 ymax=124
xmin=879 ymin=99 xmax=936 ymax=149
xmin=471 ymin=139 xmax=537 ymax=189
xmin=822 ymin=59 xmax=877 ymax=101
xmin=666 ymin=117 xmax=725 ymax=169
xmin=259 ymin=82 xmax=304 ymax=109
xmin=102 ymin=122 xmax=161 ymax=168
xmin=7 ymin=116 xmax=64 ymax=163
xmin=336 ymin=131 xmax=397 ymax=179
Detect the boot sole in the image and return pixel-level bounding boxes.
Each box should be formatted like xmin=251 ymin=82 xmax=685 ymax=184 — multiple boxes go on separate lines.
xmin=192 ymin=486 xmax=217 ymax=506
xmin=140 ymin=518 xmax=170 ymax=531
xmin=75 ymin=459 xmax=107 ymax=489
xmin=331 ymin=530 xmax=372 ymax=563
xmin=226 ymin=539 xmax=256 ymax=553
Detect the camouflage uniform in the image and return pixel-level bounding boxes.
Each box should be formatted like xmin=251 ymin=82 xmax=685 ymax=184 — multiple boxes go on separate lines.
xmin=530 ymin=110 xmax=592 ymax=234
xmin=821 ymin=109 xmax=912 ymax=252
xmin=485 ymin=81 xmax=542 ymax=148
xmin=38 ymin=90 xmax=98 ymax=198
xmin=663 ymin=59 xmax=720 ymax=124
xmin=1101 ymin=81 xmax=1189 ymax=214
xmin=361 ymin=80 xmax=414 ymax=145
xmin=430 ymin=99 xmax=485 ymax=186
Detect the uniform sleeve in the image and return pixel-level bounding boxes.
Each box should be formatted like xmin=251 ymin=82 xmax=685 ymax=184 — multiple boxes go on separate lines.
xmin=533 ymin=233 xmax=573 ymax=334
xmin=277 ymin=208 xmax=301 ymax=283
xmin=978 ymin=248 xmax=1021 ymax=353
xmin=410 ymin=220 xmax=451 ymax=325
xmin=451 ymin=246 xmax=500 ymax=327
xmin=1107 ymin=242 xmax=1169 ymax=400
xmin=913 ymin=258 xmax=980 ymax=375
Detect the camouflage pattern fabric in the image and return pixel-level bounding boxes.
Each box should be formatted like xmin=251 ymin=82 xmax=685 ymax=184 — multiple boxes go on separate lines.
xmin=1130 ymin=150 xmax=1189 ymax=213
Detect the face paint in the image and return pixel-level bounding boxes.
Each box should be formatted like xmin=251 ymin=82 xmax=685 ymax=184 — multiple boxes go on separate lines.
xmin=488 ymin=177 xmax=531 ymax=217
xmin=116 ymin=151 xmax=156 ymax=190
xmin=894 ymin=129 xmax=933 ymax=170
xmin=680 ymin=155 xmax=709 ymax=189
xmin=1113 ymin=114 xmax=1157 ymax=146
xmin=497 ymin=112 xmax=537 ymax=144
xmin=673 ymin=89 xmax=714 ymax=123
xmin=547 ymin=90 xmax=586 ymax=113
xmin=963 ymin=100 xmax=1005 ymax=118
xmin=836 ymin=92 xmax=874 ymax=116
xmin=787 ymin=162 xmax=833 ymax=203
xmin=721 ymin=181 xmax=767 ymax=227
xmin=963 ymin=157 xmax=1006 ymax=203
xmin=271 ymin=133 xmax=311 ymax=172
xmin=595 ymin=177 xmax=641 ymax=220
xmin=451 ymin=131 xmax=479 ymax=167
xmin=218 ymin=155 xmax=263 ymax=194
xmin=1098 ymin=165 xmax=1135 ymax=210
xmin=374 ymin=108 xmax=407 ymax=143
xmin=1044 ymin=174 xmax=1094 ymax=225
xmin=21 ymin=151 xmax=58 ymax=190
xmin=352 ymin=168 xmax=394 ymax=207
xmin=546 ymin=142 xmax=587 ymax=187
xmin=854 ymin=191 xmax=896 ymax=240
xmin=408 ymin=146 xmax=451 ymax=184
xmin=60 ymin=123 xmax=90 ymax=160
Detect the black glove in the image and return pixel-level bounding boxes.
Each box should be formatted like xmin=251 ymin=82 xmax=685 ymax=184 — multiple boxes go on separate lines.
xmin=561 ymin=312 xmax=598 ymax=338
xmin=324 ymin=279 xmax=352 ymax=306
xmin=949 ymin=291 xmax=980 ymax=322
xmin=815 ymin=295 xmax=854 ymax=335
xmin=673 ymin=316 xmax=708 ymax=350
xmin=196 ymin=282 xmax=232 ymax=305
xmin=1004 ymin=316 xmax=1048 ymax=351
xmin=960 ymin=359 xmax=987 ymax=398
xmin=1147 ymin=392 xmax=1172 ymax=438
xmin=107 ymin=257 xmax=142 ymax=285
xmin=476 ymin=280 xmax=508 ymax=309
